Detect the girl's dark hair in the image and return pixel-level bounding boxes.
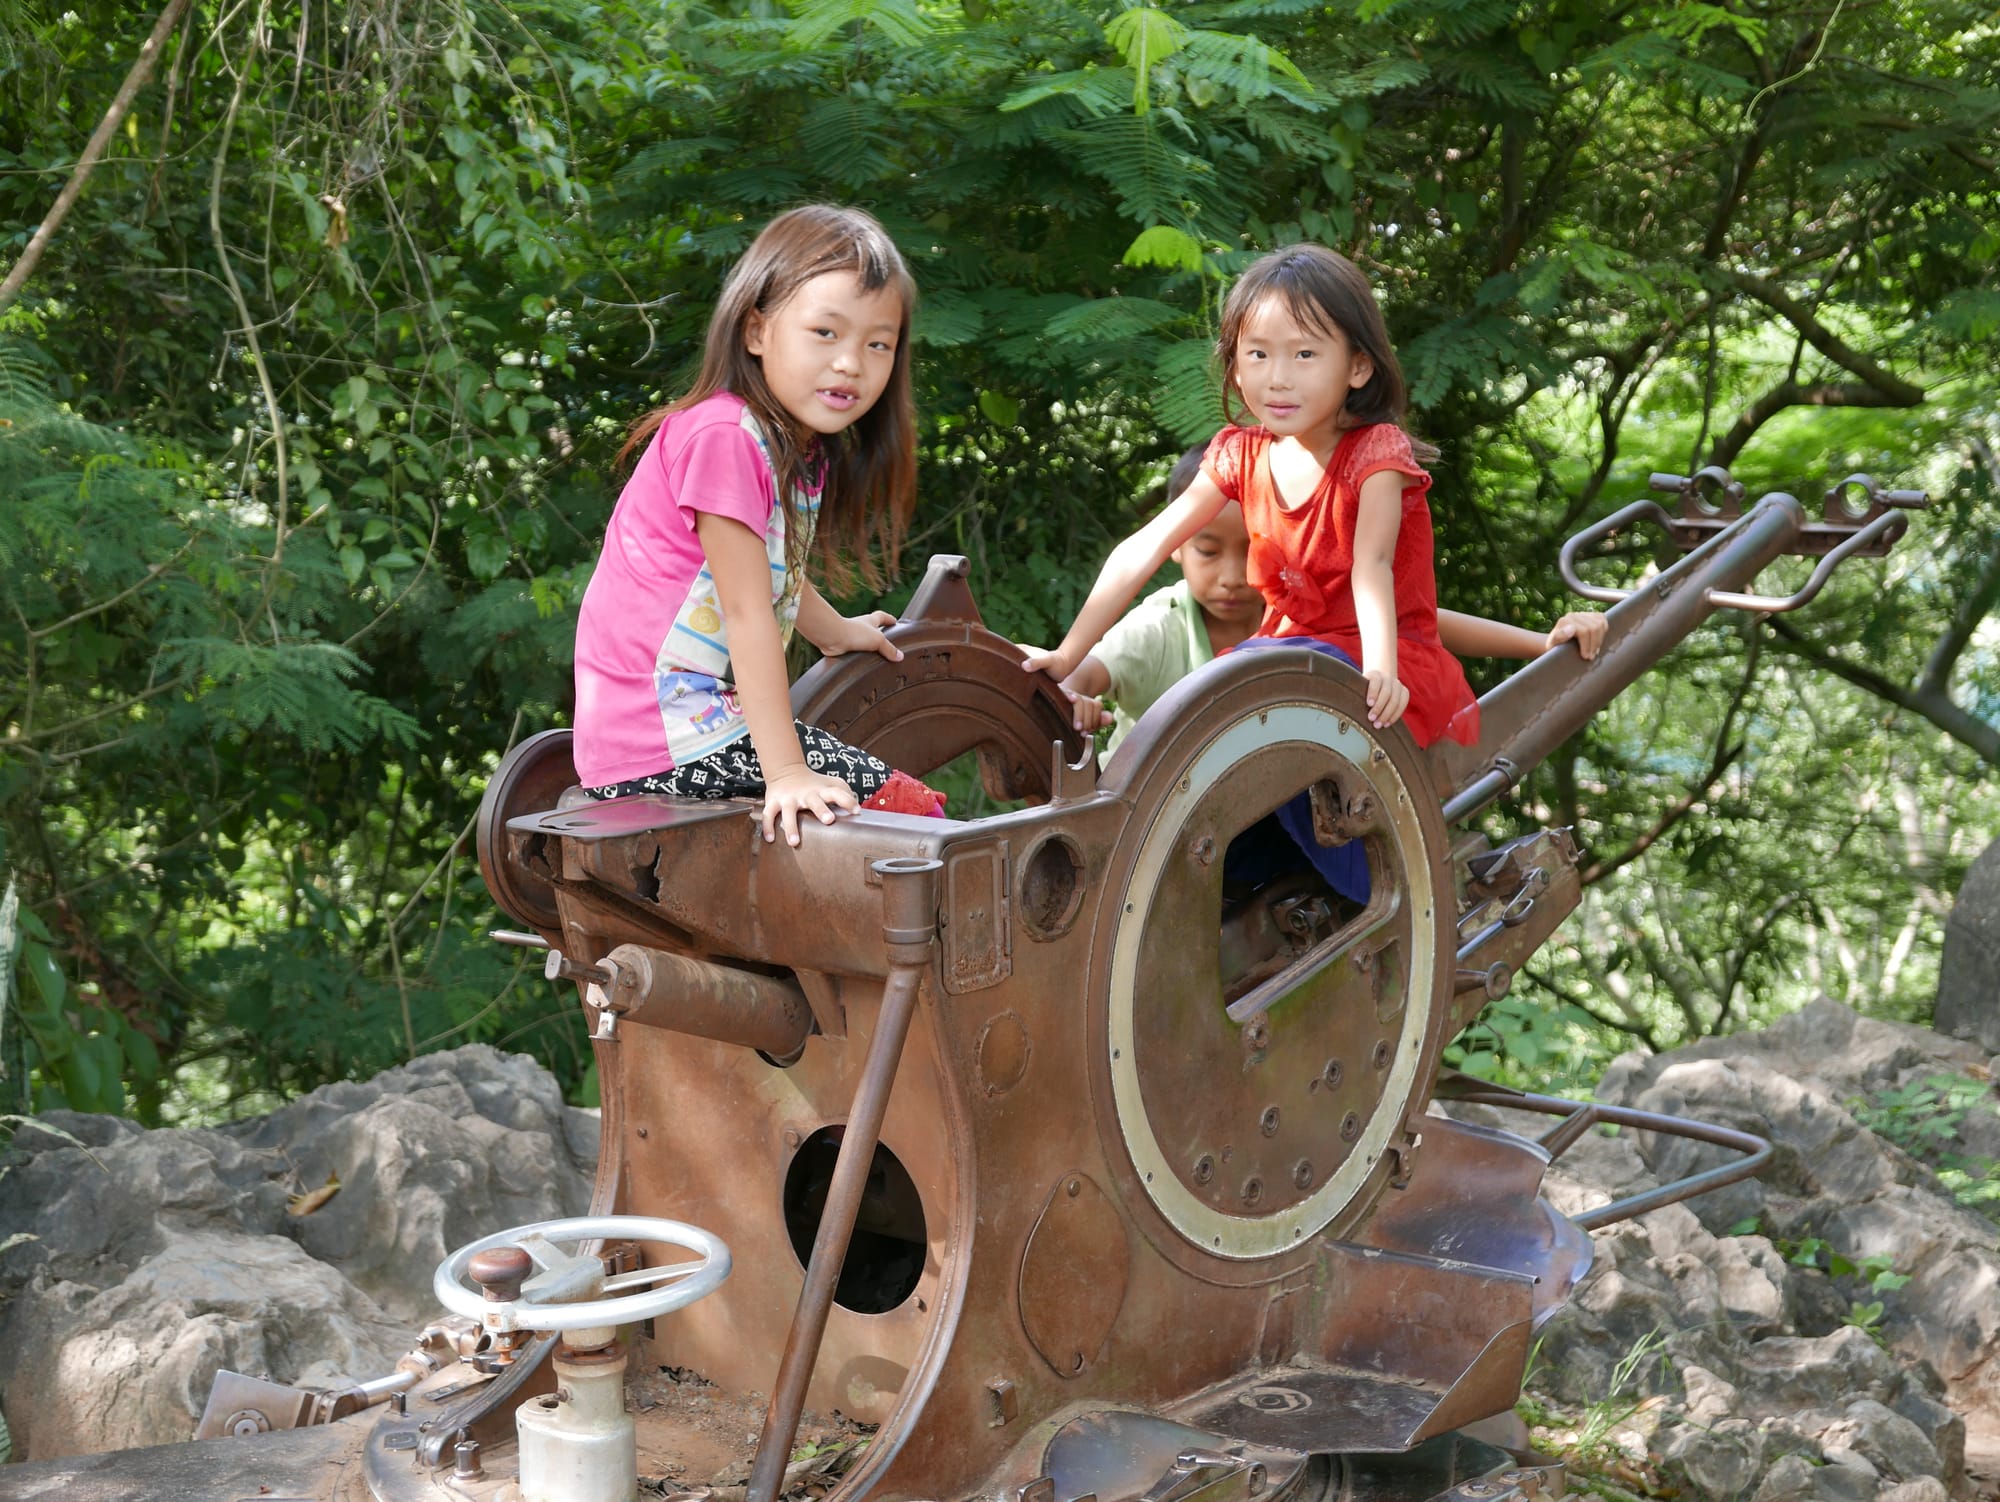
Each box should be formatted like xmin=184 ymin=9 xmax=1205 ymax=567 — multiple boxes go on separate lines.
xmin=1167 ymin=441 xmax=1210 ymax=503
xmin=620 ymin=204 xmax=918 ymax=591
xmin=1214 ymin=243 xmax=1437 ymax=462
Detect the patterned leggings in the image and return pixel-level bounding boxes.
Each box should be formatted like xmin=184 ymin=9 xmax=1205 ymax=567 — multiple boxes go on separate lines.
xmin=583 ymin=722 xmax=892 ymax=802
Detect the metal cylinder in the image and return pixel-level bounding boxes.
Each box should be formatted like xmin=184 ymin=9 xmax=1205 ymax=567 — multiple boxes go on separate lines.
xmin=601 ymin=945 xmax=812 ymax=1062
xmin=517 ymin=1344 xmax=636 ymax=1502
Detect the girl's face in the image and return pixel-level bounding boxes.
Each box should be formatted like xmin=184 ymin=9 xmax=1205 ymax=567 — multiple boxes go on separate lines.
xmin=744 ymin=271 xmax=903 ymax=436
xmin=1232 ymin=295 xmax=1374 ymax=447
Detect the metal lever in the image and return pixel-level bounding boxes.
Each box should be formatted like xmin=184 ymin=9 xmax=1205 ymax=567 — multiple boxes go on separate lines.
xmin=490 ymin=928 xmax=551 ymax=950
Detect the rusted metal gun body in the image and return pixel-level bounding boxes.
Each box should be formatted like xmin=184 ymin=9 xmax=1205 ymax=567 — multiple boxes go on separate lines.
xmin=436 ymin=468 xmax=1924 ymax=1502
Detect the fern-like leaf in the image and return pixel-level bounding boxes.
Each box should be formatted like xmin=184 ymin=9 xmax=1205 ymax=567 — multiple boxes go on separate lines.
xmin=788 ymin=0 xmax=933 ymax=50
xmin=1045 ymin=296 xmax=1187 ymax=344
xmin=1151 ymin=338 xmax=1225 ymax=445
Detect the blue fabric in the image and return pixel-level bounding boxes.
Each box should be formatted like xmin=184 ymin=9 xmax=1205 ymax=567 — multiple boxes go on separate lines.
xmin=1226 ymin=636 xmax=1371 ymax=906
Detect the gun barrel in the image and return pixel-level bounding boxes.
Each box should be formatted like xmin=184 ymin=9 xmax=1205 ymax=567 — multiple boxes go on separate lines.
xmin=1433 ymin=490 xmax=1813 ymax=822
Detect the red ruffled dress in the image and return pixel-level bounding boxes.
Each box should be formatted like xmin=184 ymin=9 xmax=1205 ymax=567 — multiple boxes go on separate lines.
xmin=1202 ymin=423 xmax=1479 ymax=749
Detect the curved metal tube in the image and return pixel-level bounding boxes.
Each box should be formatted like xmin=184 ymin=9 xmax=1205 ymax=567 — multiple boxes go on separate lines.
xmin=1558 ymin=499 xmax=1681 ymax=604
xmin=1705 ymin=509 xmax=1908 ymax=612
xmin=1436 ymin=1081 xmax=1772 ymax=1231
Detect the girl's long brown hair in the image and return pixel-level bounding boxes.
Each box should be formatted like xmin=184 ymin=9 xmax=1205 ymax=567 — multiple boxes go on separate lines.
xmin=1214 ymin=243 xmax=1438 ymax=463
xmin=619 ymin=204 xmax=918 ymax=592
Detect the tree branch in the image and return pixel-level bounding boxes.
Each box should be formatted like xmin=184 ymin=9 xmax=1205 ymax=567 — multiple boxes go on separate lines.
xmin=1765 ymin=617 xmax=2000 ymax=765
xmin=1724 ymin=271 xmax=1925 ymax=404
xmin=1917 ymin=438 xmax=2000 ymax=696
xmin=1521 ymin=963 xmax=1667 ymax=1053
xmin=0 ymin=0 xmax=193 ymax=315
xmin=1582 ymin=630 xmax=1759 ymax=884
xmin=1708 ymin=379 xmax=1918 ymax=469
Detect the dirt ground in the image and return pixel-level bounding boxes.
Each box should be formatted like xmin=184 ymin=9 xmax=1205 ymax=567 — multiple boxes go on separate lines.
xmin=629 ymin=1364 xmax=875 ymax=1501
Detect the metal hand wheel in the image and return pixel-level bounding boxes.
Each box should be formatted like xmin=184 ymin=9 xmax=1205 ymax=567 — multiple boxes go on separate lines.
xmin=434 ymin=1214 xmax=731 ymax=1333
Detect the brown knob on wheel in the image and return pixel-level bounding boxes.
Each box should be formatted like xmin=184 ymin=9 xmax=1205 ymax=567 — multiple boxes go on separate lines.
xmin=467 ymin=1245 xmax=532 ymax=1302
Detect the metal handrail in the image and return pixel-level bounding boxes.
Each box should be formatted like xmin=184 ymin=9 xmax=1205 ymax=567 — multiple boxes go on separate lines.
xmin=1703 ymin=508 xmax=1907 ymax=612
xmin=1559 ymin=488 xmax=1916 ymax=614
xmin=1557 ymin=499 xmax=1685 ymax=605
xmin=1434 ymin=1080 xmax=1772 ymax=1231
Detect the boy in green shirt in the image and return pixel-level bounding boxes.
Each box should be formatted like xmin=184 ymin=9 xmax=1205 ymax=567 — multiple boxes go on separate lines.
xmin=1061 ymin=444 xmax=1608 ymax=763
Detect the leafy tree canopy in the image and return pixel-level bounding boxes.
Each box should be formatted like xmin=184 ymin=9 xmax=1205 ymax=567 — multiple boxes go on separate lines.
xmin=0 ymin=0 xmax=1993 ymax=1116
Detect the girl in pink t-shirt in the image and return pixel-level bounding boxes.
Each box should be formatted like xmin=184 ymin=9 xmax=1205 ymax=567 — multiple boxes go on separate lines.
xmin=573 ymin=205 xmax=925 ymax=846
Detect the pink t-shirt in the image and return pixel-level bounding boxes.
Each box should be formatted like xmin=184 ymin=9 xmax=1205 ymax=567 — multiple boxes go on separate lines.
xmin=573 ymin=393 xmax=818 ymax=789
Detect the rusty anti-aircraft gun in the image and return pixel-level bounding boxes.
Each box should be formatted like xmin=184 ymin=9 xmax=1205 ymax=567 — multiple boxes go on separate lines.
xmin=27 ymin=469 xmax=1924 ymax=1502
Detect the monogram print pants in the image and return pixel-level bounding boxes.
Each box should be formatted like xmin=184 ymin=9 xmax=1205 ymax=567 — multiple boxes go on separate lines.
xmin=583 ymin=722 xmax=892 ymax=802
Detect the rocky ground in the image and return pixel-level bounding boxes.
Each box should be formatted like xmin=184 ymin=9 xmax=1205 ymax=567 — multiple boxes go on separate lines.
xmin=1468 ymin=997 xmax=2000 ymax=1501
xmin=0 ymin=1004 xmax=1994 ymax=1501
xmin=0 ymin=1046 xmax=598 ymax=1460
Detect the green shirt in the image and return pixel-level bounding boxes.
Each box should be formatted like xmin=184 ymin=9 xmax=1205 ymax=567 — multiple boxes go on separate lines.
xmin=1096 ymin=579 xmax=1216 ymax=758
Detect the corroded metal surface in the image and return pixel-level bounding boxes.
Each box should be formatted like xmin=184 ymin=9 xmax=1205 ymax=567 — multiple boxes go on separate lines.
xmin=454 ymin=472 xmax=1923 ymax=1502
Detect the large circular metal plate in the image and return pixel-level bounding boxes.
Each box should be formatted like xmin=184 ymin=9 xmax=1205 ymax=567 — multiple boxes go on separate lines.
xmin=1096 ymin=651 xmax=1454 ymax=1260
xmin=792 ymin=626 xmax=1083 ymax=801
xmin=475 ymin=728 xmax=577 ymax=931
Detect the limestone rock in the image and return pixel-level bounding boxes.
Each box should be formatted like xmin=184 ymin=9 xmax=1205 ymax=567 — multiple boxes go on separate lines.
xmin=1877 ymin=1479 xmax=1951 ymax=1502
xmin=1937 ymin=834 xmax=2000 ymax=1052
xmin=0 ymin=1046 xmax=596 ymax=1461
xmin=1817 ymin=1398 xmax=1942 ymax=1486
xmin=1587 ymin=998 xmax=1999 ymax=1441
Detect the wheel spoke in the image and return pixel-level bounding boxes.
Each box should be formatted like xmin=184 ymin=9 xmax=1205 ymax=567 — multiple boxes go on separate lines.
xmin=601 ymin=1259 xmax=708 ymax=1293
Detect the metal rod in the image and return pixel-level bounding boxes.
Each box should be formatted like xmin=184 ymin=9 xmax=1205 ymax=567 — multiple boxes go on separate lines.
xmin=1441 ymin=766 xmax=1514 ymax=826
xmin=746 ymin=857 xmax=942 ymax=1502
xmin=1438 ymin=1083 xmax=1771 ymax=1231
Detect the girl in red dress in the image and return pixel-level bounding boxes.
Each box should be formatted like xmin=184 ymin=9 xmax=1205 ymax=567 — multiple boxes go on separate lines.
xmin=1024 ymin=243 xmax=1486 ymax=902
xmin=1025 ymin=241 xmax=1476 ymax=746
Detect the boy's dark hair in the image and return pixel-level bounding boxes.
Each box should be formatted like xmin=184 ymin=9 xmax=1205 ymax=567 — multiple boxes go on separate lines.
xmin=1167 ymin=441 xmax=1209 ymax=504
xmin=1214 ymin=243 xmax=1437 ymax=462
xmin=619 ymin=204 xmax=918 ymax=591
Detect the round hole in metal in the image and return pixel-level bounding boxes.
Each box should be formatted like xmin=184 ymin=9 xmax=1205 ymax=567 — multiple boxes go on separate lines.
xmin=782 ymin=1127 xmax=926 ymax=1313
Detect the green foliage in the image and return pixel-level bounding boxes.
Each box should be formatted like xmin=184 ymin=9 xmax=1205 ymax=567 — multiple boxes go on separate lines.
xmin=1850 ymin=1074 xmax=2000 ymax=1220
xmin=0 ymin=0 xmax=1992 ymax=1116
xmin=1736 ymin=1218 xmax=1917 ymax=1345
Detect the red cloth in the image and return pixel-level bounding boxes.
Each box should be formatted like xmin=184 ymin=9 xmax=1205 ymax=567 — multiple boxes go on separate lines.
xmin=1203 ymin=423 xmax=1479 ymax=749
xmin=862 ymin=769 xmax=948 ymax=817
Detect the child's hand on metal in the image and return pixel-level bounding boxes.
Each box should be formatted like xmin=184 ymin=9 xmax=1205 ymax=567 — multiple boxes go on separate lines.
xmin=824 ymin=609 xmax=904 ymax=662
xmin=761 ymin=766 xmax=858 ymax=847
xmin=1364 ymin=668 xmax=1409 ymax=730
xmin=1067 ymin=691 xmax=1109 ymax=733
xmin=1545 ymin=611 xmax=1606 ymax=661
xmin=1017 ymin=642 xmax=1075 ymax=682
